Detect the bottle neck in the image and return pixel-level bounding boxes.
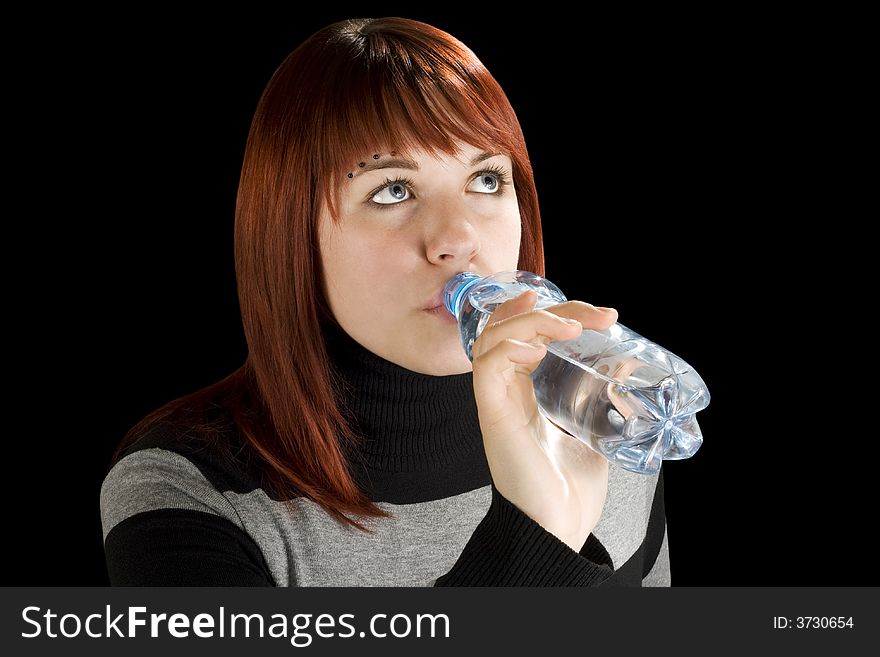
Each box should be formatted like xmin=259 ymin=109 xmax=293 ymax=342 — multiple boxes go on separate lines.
xmin=443 ymin=271 xmax=483 ymax=320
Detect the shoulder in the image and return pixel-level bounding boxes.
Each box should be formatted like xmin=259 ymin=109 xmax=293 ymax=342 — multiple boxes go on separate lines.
xmin=100 ymin=407 xmax=265 ymax=542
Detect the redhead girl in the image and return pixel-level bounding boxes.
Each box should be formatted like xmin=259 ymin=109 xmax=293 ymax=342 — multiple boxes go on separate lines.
xmin=100 ymin=17 xmax=669 ymax=586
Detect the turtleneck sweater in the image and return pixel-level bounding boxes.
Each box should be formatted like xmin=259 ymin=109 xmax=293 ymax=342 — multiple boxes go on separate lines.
xmin=100 ymin=320 xmax=670 ymax=586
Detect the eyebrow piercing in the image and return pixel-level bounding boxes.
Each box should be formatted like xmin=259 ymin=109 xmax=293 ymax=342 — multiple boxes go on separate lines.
xmin=372 ymin=154 xmax=380 ymax=159
xmin=347 ymin=172 xmax=353 ymax=178
xmin=358 ymin=162 xmax=365 ymax=167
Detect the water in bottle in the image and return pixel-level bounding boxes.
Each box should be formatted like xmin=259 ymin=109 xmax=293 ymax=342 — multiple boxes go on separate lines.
xmin=443 ymin=270 xmax=709 ymax=475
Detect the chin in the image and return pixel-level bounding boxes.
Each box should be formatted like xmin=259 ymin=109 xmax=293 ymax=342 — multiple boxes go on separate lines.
xmin=412 ymin=346 xmax=472 ymax=376
xmin=405 ymin=319 xmax=471 ymax=372
xmin=439 ymin=346 xmax=473 ymax=374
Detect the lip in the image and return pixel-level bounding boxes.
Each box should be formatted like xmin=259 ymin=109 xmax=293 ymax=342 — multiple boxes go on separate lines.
xmin=421 ymin=271 xmax=480 ymax=311
xmin=422 ymin=293 xmax=446 ymax=311
xmin=423 ymin=304 xmax=457 ymax=324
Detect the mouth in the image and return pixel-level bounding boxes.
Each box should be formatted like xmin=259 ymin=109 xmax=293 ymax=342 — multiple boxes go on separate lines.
xmin=422 ymin=293 xmax=446 ymax=311
xmin=423 ymin=303 xmax=457 ymax=324
xmin=421 ymin=273 xmax=477 ymax=322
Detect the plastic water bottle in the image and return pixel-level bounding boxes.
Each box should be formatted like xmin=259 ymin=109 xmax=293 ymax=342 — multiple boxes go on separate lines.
xmin=443 ymin=270 xmax=710 ymax=475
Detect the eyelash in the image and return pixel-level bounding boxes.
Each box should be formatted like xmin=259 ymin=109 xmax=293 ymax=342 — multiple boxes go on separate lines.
xmin=366 ymin=164 xmax=513 ymax=211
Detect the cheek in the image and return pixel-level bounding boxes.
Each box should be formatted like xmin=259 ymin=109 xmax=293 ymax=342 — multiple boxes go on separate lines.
xmin=489 ymin=203 xmax=522 ymax=256
xmin=324 ymin=227 xmax=408 ymax=302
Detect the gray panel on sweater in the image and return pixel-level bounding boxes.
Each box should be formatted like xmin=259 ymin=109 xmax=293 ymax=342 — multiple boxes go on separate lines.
xmin=101 ymin=447 xmax=668 ymax=586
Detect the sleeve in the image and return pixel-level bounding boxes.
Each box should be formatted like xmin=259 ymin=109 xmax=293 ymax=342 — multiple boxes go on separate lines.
xmin=639 ymin=462 xmax=670 ymax=586
xmin=642 ymin=518 xmax=671 ymax=586
xmin=100 ymin=447 xmax=275 ymax=586
xmin=432 ymin=482 xmax=614 ymax=586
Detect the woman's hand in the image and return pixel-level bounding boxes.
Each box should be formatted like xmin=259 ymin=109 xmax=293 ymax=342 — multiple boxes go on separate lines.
xmin=471 ymin=289 xmax=619 ymax=552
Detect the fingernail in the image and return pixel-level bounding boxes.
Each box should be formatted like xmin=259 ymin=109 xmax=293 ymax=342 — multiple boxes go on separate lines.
xmin=563 ymin=318 xmax=581 ymax=325
xmin=597 ymin=307 xmax=616 ymax=313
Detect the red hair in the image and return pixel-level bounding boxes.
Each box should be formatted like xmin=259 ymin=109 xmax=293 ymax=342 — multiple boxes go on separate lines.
xmin=112 ymin=17 xmax=546 ymax=532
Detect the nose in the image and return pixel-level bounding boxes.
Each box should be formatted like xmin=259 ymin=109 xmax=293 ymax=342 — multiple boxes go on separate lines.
xmin=423 ymin=204 xmax=481 ymax=265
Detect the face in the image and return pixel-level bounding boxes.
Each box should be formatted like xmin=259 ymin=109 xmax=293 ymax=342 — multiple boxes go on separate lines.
xmin=318 ymin=140 xmax=522 ymax=375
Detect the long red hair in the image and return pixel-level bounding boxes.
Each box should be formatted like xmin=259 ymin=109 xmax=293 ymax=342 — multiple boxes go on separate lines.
xmin=112 ymin=17 xmax=546 ymax=532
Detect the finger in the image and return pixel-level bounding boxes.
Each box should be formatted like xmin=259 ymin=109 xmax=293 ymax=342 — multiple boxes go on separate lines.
xmin=486 ymin=289 xmax=539 ymax=325
xmin=473 ymin=338 xmax=544 ymax=410
xmin=606 ymin=357 xmax=644 ymax=419
xmin=543 ymin=301 xmax=618 ymax=331
xmin=472 ymin=336 xmax=547 ymax=429
xmin=484 ymin=337 xmax=547 ymax=368
xmin=473 ymin=337 xmax=546 ymax=394
xmin=475 ymin=307 xmax=585 ymax=358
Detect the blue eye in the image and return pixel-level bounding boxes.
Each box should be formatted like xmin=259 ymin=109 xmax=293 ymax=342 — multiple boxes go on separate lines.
xmin=366 ymin=164 xmax=512 ymax=211
xmin=468 ymin=171 xmax=502 ymax=194
xmin=463 ymin=163 xmax=513 ymax=194
xmin=370 ymin=179 xmax=414 ymax=206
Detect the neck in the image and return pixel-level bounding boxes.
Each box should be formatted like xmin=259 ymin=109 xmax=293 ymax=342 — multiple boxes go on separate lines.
xmin=322 ymin=318 xmax=483 ymax=472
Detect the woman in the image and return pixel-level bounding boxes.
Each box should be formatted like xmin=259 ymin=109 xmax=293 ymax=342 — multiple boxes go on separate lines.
xmin=100 ymin=17 xmax=670 ymax=586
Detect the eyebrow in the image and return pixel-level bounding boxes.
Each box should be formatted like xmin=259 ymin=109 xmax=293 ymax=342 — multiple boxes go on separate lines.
xmin=352 ymin=151 xmax=503 ymax=177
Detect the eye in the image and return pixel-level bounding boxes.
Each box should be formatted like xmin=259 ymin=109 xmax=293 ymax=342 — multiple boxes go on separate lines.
xmin=369 ymin=178 xmax=414 ymax=206
xmin=365 ymin=164 xmax=512 ymax=210
xmin=468 ymin=171 xmax=501 ymax=194
xmin=467 ymin=164 xmax=512 ymax=195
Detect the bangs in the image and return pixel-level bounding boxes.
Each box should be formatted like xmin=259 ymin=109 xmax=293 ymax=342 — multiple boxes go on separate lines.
xmin=310 ymin=23 xmax=521 ymax=222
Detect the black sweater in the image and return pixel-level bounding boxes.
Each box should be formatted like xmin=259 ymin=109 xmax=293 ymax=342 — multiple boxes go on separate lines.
xmin=100 ymin=320 xmax=669 ymax=586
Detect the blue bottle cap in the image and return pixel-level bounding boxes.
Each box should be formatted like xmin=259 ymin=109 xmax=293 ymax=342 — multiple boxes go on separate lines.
xmin=443 ymin=271 xmax=482 ymax=319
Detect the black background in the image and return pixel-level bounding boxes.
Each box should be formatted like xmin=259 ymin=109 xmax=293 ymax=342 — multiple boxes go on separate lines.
xmin=10 ymin=10 xmax=860 ymax=586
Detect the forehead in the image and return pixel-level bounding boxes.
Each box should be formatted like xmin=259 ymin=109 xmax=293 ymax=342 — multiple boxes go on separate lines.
xmin=347 ymin=144 xmax=505 ymax=178
xmin=363 ymin=139 xmax=502 ymax=162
